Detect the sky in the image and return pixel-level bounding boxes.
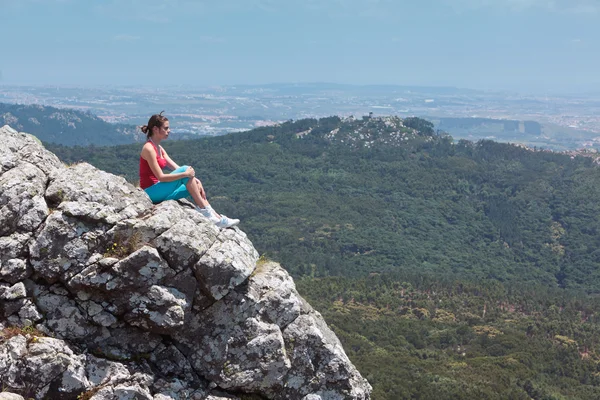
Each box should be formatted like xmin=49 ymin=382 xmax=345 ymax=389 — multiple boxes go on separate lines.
xmin=0 ymin=0 xmax=599 ymax=93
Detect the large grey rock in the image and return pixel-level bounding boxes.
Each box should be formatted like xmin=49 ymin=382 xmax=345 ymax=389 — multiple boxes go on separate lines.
xmin=0 ymin=157 xmax=49 ymax=236
xmin=0 ymin=125 xmax=371 ymax=400
xmin=0 ymin=393 xmax=25 ymax=400
xmin=0 ymin=335 xmax=88 ymax=399
xmin=178 ymin=261 xmax=368 ymax=399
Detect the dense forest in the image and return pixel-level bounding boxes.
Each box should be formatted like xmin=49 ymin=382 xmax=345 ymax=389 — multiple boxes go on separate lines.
xmin=0 ymin=102 xmax=142 ymax=145
xmin=297 ymin=274 xmax=600 ymax=399
xmin=45 ymin=115 xmax=600 ymax=399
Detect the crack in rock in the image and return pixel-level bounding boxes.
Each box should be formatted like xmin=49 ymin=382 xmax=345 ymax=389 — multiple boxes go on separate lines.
xmin=0 ymin=125 xmax=372 ymax=400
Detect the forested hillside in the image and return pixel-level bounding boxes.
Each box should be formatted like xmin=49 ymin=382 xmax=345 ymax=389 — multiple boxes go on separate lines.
xmin=46 ymin=115 xmax=600 ymax=399
xmin=0 ymin=102 xmax=142 ymax=145
xmin=47 ymin=116 xmax=600 ymax=290
xmin=297 ymin=275 xmax=600 ymax=399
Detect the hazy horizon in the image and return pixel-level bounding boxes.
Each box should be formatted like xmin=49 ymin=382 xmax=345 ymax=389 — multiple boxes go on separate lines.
xmin=2 ymin=81 xmax=600 ymax=98
xmin=1 ymin=0 xmax=599 ymax=95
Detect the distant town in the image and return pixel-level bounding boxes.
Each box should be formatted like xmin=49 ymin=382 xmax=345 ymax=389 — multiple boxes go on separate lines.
xmin=1 ymin=83 xmax=600 ymax=150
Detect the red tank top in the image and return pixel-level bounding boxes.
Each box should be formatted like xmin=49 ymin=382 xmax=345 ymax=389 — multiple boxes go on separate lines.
xmin=139 ymin=141 xmax=168 ymax=189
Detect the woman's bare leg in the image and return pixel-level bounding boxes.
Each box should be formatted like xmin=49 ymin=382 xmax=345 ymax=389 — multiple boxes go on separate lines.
xmin=188 ymin=177 xmax=238 ymax=227
xmin=192 ymin=178 xmax=224 ymax=217
xmin=186 ymin=179 xmax=210 ymax=208
xmin=194 ymin=178 xmax=208 ymax=201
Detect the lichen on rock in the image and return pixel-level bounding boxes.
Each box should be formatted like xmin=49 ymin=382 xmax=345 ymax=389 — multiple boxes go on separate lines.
xmin=0 ymin=125 xmax=372 ymax=400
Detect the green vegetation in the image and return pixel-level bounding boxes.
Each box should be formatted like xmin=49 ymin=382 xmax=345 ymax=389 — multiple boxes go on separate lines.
xmin=103 ymin=231 xmax=142 ymax=259
xmin=0 ymin=102 xmax=140 ymax=146
xmin=46 ymin=116 xmax=600 ymax=290
xmin=45 ymin=116 xmax=600 ymax=399
xmin=0 ymin=325 xmax=46 ymax=342
xmin=298 ymin=275 xmax=600 ymax=399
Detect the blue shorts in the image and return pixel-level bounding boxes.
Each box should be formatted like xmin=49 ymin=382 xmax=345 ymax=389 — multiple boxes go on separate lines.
xmin=144 ymin=166 xmax=191 ymax=204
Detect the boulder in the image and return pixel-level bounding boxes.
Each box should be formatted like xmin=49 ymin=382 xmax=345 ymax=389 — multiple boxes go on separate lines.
xmin=0 ymin=125 xmax=372 ymax=400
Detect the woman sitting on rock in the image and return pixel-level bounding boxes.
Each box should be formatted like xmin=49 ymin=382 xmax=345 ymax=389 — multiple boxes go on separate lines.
xmin=139 ymin=112 xmax=239 ymax=228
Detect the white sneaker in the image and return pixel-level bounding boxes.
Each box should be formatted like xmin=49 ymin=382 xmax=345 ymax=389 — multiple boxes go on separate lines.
xmin=196 ymin=207 xmax=221 ymax=224
xmin=216 ymin=215 xmax=240 ymax=228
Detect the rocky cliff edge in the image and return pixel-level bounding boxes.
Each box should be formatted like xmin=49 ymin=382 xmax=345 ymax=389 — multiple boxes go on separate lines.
xmin=0 ymin=125 xmax=372 ymax=400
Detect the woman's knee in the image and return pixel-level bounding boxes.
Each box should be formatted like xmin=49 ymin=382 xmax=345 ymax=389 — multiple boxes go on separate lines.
xmin=185 ymin=179 xmax=197 ymax=190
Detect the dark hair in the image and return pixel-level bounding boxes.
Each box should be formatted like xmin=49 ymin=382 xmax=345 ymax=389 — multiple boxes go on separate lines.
xmin=140 ymin=111 xmax=168 ymax=139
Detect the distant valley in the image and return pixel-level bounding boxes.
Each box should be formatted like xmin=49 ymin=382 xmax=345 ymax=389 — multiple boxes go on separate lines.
xmin=2 ymin=83 xmax=600 ymax=150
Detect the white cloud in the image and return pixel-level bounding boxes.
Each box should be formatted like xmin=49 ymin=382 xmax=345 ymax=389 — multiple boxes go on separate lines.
xmin=198 ymin=36 xmax=226 ymax=43
xmin=9 ymin=0 xmax=595 ymax=21
xmin=567 ymin=38 xmax=587 ymax=48
xmin=3 ymin=0 xmax=598 ymax=15
xmin=93 ymin=0 xmax=205 ymax=22
xmin=0 ymin=0 xmax=70 ymax=4
xmin=448 ymin=0 xmax=599 ymax=13
xmin=567 ymin=3 xmax=600 ymax=13
xmin=0 ymin=0 xmax=70 ymax=10
xmin=90 ymin=0 xmax=396 ymax=19
xmin=92 ymin=0 xmax=600 ymax=24
xmin=113 ymin=34 xmax=142 ymax=42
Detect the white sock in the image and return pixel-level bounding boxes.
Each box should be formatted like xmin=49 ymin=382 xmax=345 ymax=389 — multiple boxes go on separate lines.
xmin=196 ymin=206 xmax=220 ymax=223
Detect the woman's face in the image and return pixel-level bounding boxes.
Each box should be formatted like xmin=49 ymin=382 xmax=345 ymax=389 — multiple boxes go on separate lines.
xmin=153 ymin=121 xmax=170 ymax=139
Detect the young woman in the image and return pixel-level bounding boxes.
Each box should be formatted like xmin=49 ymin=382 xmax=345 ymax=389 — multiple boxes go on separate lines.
xmin=139 ymin=112 xmax=239 ymax=228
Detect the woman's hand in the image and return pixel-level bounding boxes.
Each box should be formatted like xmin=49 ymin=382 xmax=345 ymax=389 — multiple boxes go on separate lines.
xmin=185 ymin=166 xmax=195 ymax=178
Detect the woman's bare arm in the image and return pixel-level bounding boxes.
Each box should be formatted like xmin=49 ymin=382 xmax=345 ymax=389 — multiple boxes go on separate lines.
xmin=162 ymin=147 xmax=180 ymax=170
xmin=141 ymin=143 xmax=193 ymax=182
